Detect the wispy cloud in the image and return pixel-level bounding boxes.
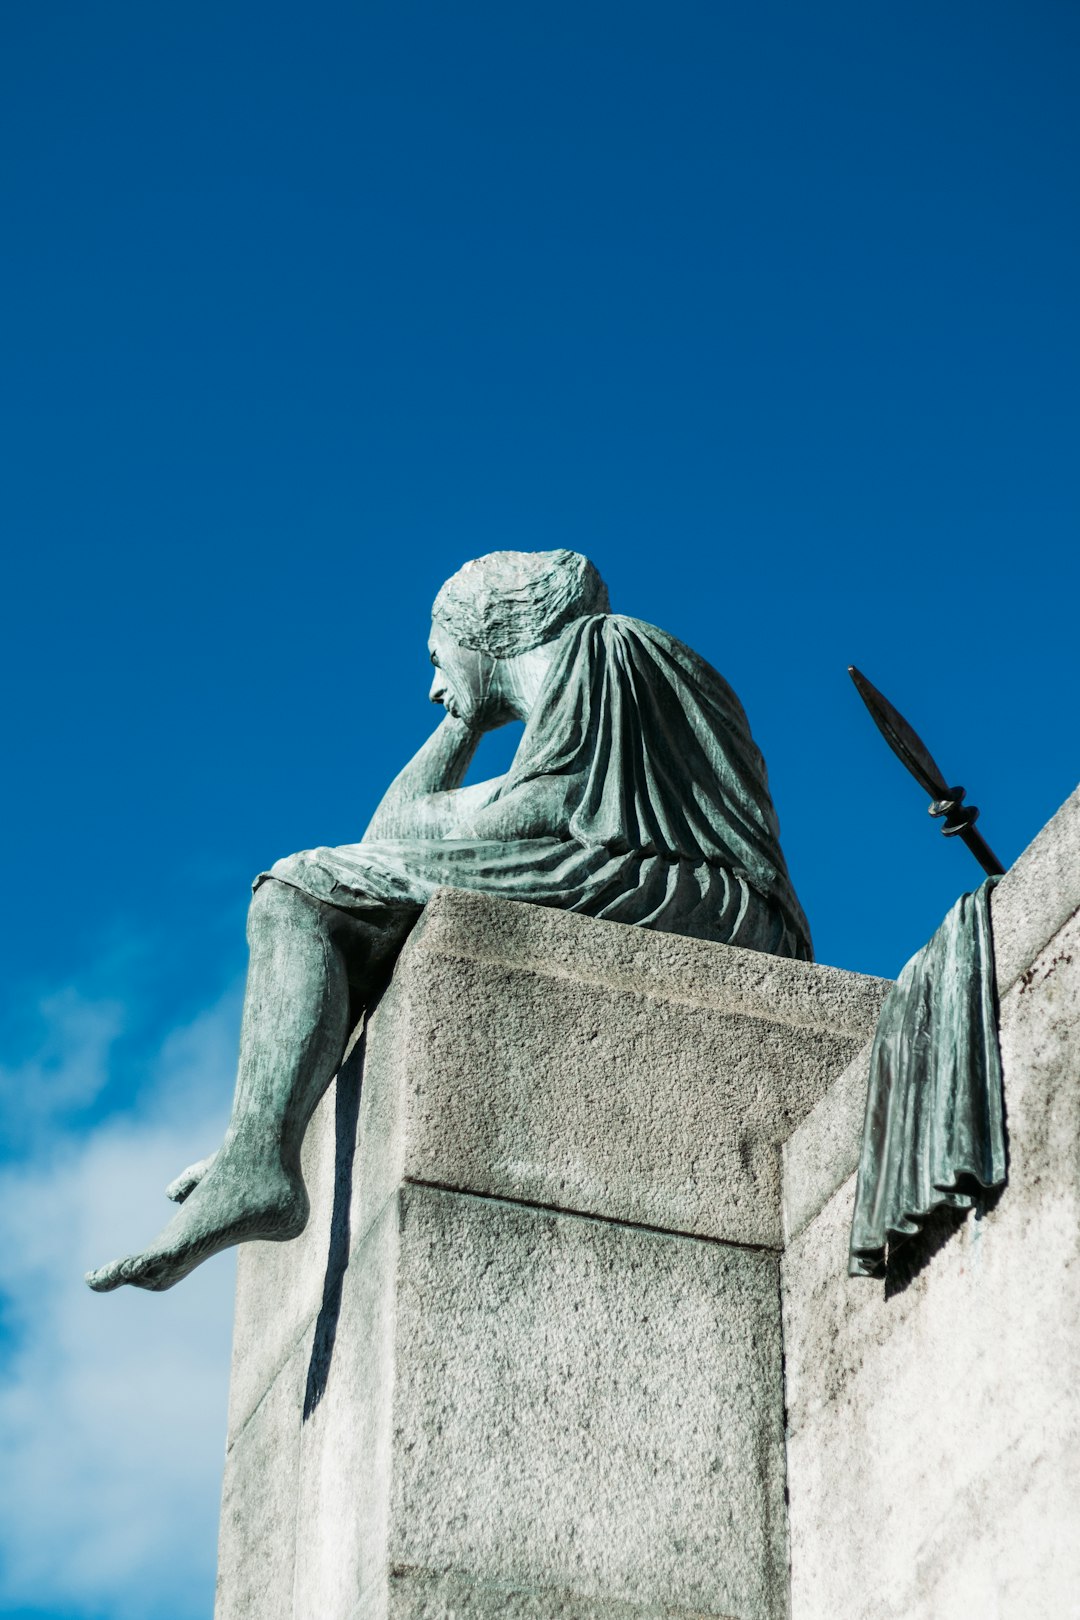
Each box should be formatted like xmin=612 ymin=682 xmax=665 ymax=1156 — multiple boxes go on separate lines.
xmin=0 ymin=986 xmax=242 ymax=1619
xmin=0 ymin=988 xmax=124 ymax=1157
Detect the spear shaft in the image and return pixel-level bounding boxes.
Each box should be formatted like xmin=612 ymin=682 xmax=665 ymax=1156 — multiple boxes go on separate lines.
xmin=848 ymin=666 xmax=1005 ymax=877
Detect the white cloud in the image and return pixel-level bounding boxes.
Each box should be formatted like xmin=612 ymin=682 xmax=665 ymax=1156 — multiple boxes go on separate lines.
xmin=0 ymin=987 xmax=125 ymax=1154
xmin=0 ymin=989 xmax=243 ymax=1619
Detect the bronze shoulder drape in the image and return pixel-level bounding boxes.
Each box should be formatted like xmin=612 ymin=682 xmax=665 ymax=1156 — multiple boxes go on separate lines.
xmin=262 ymin=614 xmax=812 ymax=958
xmin=849 ymin=878 xmax=1005 ymax=1279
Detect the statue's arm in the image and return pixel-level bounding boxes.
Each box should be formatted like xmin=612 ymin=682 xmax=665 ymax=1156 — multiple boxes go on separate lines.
xmin=448 ymin=772 xmax=584 ymax=841
xmin=362 ymin=715 xmax=504 ymax=841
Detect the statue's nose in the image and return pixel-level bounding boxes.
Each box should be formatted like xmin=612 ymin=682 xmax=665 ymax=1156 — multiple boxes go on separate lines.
xmin=429 ymin=670 xmax=449 ymax=706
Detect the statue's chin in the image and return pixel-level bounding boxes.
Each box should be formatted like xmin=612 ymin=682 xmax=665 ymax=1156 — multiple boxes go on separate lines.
xmin=443 ymin=690 xmax=515 ymax=733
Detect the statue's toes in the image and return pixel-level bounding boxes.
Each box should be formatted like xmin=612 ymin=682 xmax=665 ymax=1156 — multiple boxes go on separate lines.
xmin=85 ymin=1259 xmax=128 ymax=1293
xmin=85 ymin=1253 xmax=168 ymax=1293
xmin=165 ymin=1153 xmax=215 ymax=1204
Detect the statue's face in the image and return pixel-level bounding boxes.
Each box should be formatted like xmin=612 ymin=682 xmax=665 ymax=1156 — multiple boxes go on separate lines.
xmin=428 ymin=626 xmax=505 ymax=729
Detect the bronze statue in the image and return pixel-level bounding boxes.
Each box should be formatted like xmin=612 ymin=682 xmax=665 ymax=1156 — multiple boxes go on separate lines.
xmin=87 ymin=550 xmax=810 ymax=1293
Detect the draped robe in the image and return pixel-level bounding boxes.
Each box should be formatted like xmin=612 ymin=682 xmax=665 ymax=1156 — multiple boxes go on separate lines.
xmin=263 ymin=614 xmax=812 ymax=960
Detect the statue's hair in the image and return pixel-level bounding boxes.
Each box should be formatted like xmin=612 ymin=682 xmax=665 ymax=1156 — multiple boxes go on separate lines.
xmin=431 ymin=549 xmax=610 ymax=656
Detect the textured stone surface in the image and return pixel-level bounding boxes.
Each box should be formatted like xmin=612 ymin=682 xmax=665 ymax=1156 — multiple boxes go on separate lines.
xmin=218 ymin=896 xmax=883 ymax=1620
xmin=990 ymin=781 xmax=1080 ymax=992
xmin=781 ymin=906 xmax=1080 ymax=1620
xmin=293 ymin=1196 xmax=398 ymax=1619
xmin=221 ymin=1183 xmax=789 ymax=1620
xmin=223 ymin=891 xmax=882 ymax=1441
xmin=379 ymin=1568 xmax=748 ymax=1618
xmin=381 ymin=1186 xmax=786 ymax=1619
xmin=353 ymin=889 xmax=887 ymax=1253
xmin=400 ymin=888 xmax=881 ymax=1032
xmin=217 ymin=1322 xmax=313 ymax=1620
xmin=780 ymin=1043 xmax=872 ymax=1245
xmin=782 ymin=779 xmax=1080 ymax=1243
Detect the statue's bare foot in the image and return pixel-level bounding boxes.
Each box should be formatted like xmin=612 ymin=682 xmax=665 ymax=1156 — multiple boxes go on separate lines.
xmin=165 ymin=1153 xmax=217 ymax=1204
xmin=85 ymin=1147 xmax=308 ymax=1293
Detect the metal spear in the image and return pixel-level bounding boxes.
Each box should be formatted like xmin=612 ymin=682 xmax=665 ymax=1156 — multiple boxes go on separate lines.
xmin=848 ymin=665 xmax=1005 ymax=877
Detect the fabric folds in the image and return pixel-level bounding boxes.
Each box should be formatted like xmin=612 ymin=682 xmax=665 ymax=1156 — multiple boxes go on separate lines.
xmin=849 ymin=878 xmax=1005 ymax=1279
xmin=261 ymin=614 xmax=812 ymax=958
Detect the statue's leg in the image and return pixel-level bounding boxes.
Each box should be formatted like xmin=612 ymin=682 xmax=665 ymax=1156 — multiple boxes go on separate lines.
xmin=85 ymin=878 xmax=412 ymax=1293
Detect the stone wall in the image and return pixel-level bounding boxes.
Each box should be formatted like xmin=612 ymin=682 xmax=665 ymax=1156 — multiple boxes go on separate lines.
xmin=781 ymin=786 xmax=1080 ymax=1620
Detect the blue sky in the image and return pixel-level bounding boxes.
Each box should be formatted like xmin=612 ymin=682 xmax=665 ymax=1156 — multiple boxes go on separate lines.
xmin=1 ymin=4 xmax=1077 ymax=1615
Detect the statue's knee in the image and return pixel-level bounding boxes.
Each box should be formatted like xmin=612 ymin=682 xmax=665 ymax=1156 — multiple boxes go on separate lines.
xmin=248 ymin=874 xmax=316 ymax=939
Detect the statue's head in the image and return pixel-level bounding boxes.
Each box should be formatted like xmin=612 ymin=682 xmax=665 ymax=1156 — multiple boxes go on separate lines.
xmin=428 ymin=549 xmax=609 ymax=728
xmin=431 ymin=549 xmax=608 ymax=656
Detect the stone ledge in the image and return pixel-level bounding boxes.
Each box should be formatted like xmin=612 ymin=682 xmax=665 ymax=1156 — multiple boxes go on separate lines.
xmin=412 ymin=887 xmax=889 ymax=1036
xmin=352 ymin=894 xmax=887 ymax=1256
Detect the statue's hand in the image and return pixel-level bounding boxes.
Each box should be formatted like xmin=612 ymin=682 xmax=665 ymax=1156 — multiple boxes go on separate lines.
xmin=363 ymin=708 xmax=484 ymax=841
xmin=434 ymin=711 xmax=480 ymax=743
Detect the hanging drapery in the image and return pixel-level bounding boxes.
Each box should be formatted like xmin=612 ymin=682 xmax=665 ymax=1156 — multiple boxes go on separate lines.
xmin=849 ymin=878 xmax=1005 ymax=1279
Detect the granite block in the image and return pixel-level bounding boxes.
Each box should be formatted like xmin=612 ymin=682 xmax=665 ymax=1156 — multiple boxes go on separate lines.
xmin=385 ymin=1185 xmax=787 ymax=1620
xmin=354 ymin=893 xmax=887 ymax=1253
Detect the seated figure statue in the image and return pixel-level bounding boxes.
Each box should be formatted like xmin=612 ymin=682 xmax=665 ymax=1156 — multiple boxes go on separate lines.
xmin=87 ymin=549 xmax=811 ymax=1294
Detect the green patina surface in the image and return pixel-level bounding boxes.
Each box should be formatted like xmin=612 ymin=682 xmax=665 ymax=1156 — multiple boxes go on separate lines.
xmin=850 ymin=878 xmax=1005 ymax=1279
xmin=88 ymin=549 xmax=810 ymax=1295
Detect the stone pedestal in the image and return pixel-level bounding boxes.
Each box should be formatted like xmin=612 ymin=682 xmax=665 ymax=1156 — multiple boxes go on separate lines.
xmin=216 ymin=890 xmax=887 ymax=1620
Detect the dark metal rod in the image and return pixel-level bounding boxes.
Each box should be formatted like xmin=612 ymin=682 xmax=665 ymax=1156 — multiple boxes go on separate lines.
xmin=848 ymin=664 xmax=1006 ymax=878
xmin=957 ymin=824 xmax=1006 ymax=878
